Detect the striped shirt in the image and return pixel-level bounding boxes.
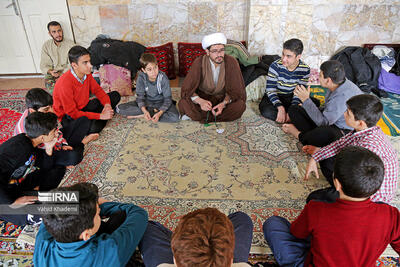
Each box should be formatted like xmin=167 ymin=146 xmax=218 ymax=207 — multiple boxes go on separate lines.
xmin=312 ymin=126 xmax=399 ymax=203
xmin=266 ymin=59 xmax=310 ymax=106
xmin=13 ymin=109 xmax=68 ymax=150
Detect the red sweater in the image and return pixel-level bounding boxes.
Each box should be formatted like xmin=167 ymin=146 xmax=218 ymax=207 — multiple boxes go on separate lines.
xmin=53 ymin=70 xmax=110 ymax=120
xmin=291 ymin=199 xmax=400 ymax=267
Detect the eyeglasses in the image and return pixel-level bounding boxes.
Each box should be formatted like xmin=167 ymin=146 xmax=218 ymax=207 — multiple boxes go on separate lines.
xmin=209 ymin=48 xmax=225 ymax=54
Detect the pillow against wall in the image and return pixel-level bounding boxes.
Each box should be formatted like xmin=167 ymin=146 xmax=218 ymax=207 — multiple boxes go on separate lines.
xmin=99 ymin=64 xmax=133 ymax=96
xmin=178 ymin=42 xmax=206 ymax=77
xmin=178 ymin=41 xmax=248 ymax=77
xmin=145 ymin=42 xmax=176 ymax=80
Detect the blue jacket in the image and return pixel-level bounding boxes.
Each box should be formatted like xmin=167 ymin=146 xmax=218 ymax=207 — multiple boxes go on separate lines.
xmin=33 ymin=202 xmax=148 ymax=267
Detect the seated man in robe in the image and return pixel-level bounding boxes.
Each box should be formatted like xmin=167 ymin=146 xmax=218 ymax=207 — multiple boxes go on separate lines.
xmin=178 ymin=33 xmax=246 ymax=123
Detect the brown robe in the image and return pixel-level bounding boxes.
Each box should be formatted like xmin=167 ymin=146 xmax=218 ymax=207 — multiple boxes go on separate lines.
xmin=178 ymin=54 xmax=246 ymax=123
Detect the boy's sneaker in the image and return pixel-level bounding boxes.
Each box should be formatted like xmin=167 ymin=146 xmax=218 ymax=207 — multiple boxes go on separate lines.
xmin=16 ymin=223 xmax=40 ymax=246
xmin=180 ymin=114 xmax=192 ymax=121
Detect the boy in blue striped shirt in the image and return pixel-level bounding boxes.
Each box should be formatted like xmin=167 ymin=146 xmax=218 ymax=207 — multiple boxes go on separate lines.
xmin=259 ymin=39 xmax=310 ymax=123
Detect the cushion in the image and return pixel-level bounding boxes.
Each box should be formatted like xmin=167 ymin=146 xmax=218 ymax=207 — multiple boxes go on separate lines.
xmin=178 ymin=42 xmax=206 ymax=77
xmin=145 ymin=42 xmax=176 ymax=80
xmin=99 ymin=64 xmax=133 ymax=96
xmin=245 ymin=75 xmax=267 ymax=101
xmin=178 ymin=41 xmax=247 ymax=77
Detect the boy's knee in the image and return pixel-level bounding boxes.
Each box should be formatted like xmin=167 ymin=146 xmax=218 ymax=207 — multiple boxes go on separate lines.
xmin=230 ymin=211 xmax=253 ymax=228
xmin=259 ymin=99 xmax=277 ymax=120
xmin=263 ymin=216 xmax=289 ymax=234
xmin=109 ymin=91 xmax=121 ymax=107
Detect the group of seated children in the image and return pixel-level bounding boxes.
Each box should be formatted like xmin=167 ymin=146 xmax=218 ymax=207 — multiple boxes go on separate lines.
xmin=32 ymin=145 xmax=400 ymax=267
xmin=0 ymin=30 xmax=399 ymax=266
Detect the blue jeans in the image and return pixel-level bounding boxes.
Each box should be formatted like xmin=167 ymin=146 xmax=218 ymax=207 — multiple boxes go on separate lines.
xmin=139 ymin=211 xmax=253 ymax=267
xmin=263 ymin=216 xmax=310 ymax=267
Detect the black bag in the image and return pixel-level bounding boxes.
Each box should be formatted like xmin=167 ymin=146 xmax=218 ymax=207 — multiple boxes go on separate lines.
xmin=331 ymin=47 xmax=381 ymax=93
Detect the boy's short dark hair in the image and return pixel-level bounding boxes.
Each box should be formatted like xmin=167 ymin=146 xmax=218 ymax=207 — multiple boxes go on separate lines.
xmin=139 ymin=53 xmax=157 ymax=69
xmin=346 ymin=94 xmax=383 ymax=127
xmin=25 ymin=88 xmax=53 ymax=111
xmin=24 ymin=112 xmax=57 ymax=139
xmin=283 ymin=38 xmax=303 ymax=55
xmin=171 ymin=208 xmax=235 ymax=267
xmin=47 ymin=21 xmax=61 ymax=31
xmin=320 ymin=60 xmax=346 ymax=84
xmin=68 ymin=45 xmax=90 ymax=65
xmin=334 ymin=146 xmax=384 ymax=198
xmin=42 ymin=183 xmax=99 ymax=243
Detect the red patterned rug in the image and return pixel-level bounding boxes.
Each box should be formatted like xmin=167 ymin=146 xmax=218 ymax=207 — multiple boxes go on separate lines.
xmin=0 ymin=89 xmax=26 ymax=144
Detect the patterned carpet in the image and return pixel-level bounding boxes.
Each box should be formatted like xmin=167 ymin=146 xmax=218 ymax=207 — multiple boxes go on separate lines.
xmin=1 ymin=88 xmax=400 ymax=265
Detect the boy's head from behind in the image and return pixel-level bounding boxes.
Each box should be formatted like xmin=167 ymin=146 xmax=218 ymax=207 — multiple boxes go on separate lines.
xmin=171 ymin=208 xmax=235 ymax=267
xmin=25 ymin=112 xmax=57 ymax=139
xmin=334 ymin=146 xmax=384 ymax=199
xmin=346 ymin=94 xmax=383 ymax=128
xmin=140 ymin=53 xmax=159 ymax=81
xmin=42 ymin=183 xmax=100 ymax=243
xmin=26 ymin=88 xmax=53 ymax=113
xmin=319 ymin=60 xmax=346 ymax=86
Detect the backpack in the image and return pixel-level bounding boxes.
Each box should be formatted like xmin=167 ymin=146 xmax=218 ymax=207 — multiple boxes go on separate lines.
xmin=331 ymin=47 xmax=381 ymax=93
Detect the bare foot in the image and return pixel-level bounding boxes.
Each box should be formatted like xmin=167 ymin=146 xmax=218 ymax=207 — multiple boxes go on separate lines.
xmin=127 ymin=114 xmax=145 ymax=119
xmin=282 ymin=123 xmax=300 ymax=139
xmin=82 ymin=133 xmax=99 ymax=145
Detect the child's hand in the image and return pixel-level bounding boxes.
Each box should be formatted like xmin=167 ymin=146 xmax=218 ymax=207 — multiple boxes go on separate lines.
xmin=305 ymin=158 xmax=319 ymax=180
xmin=144 ymin=111 xmax=152 ymax=121
xmin=11 ymin=196 xmax=38 ymax=207
xmin=294 ymin=85 xmax=311 ymax=102
xmin=152 ymin=111 xmax=163 ymax=123
xmin=100 ymin=106 xmax=114 ymax=120
xmin=62 ymin=145 xmax=73 ymax=151
xmin=43 ymin=136 xmax=58 ymax=156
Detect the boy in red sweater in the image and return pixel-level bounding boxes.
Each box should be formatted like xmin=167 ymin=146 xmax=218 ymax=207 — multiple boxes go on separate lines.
xmin=263 ymin=146 xmax=400 ymax=267
xmin=53 ymin=45 xmax=120 ymax=137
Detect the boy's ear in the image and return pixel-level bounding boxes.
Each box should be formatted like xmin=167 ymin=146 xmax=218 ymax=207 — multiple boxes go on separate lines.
xmin=71 ymin=62 xmax=78 ymax=69
xmin=333 ymin=177 xmax=342 ymax=192
xmin=354 ymin=119 xmax=367 ymax=130
xmin=79 ymin=229 xmax=92 ymax=241
xmin=141 ymin=67 xmax=145 ymax=73
xmin=28 ymin=108 xmax=36 ymax=113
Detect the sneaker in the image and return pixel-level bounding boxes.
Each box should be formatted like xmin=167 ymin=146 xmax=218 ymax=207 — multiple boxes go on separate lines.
xmin=16 ymin=223 xmax=40 ymax=246
xmin=180 ymin=114 xmax=192 ymax=121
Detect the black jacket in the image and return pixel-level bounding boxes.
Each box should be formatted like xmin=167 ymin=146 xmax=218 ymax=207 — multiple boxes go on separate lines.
xmin=331 ymin=47 xmax=381 ymax=93
xmin=89 ymin=38 xmax=146 ymax=78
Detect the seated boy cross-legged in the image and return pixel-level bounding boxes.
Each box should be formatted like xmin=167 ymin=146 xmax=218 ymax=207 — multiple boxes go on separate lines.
xmin=53 ymin=45 xmax=121 ymax=137
xmin=282 ymin=60 xmax=362 ymax=147
xmin=116 ymin=53 xmax=180 ymax=123
xmin=0 ymin=112 xmax=65 ymax=225
xmin=14 ymin=88 xmax=93 ymax=167
xmin=33 ymin=182 xmax=148 ymax=267
xmin=264 ymin=146 xmax=400 ymax=267
xmin=139 ymin=207 xmax=253 ymax=267
xmin=304 ymin=94 xmax=399 ymax=204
